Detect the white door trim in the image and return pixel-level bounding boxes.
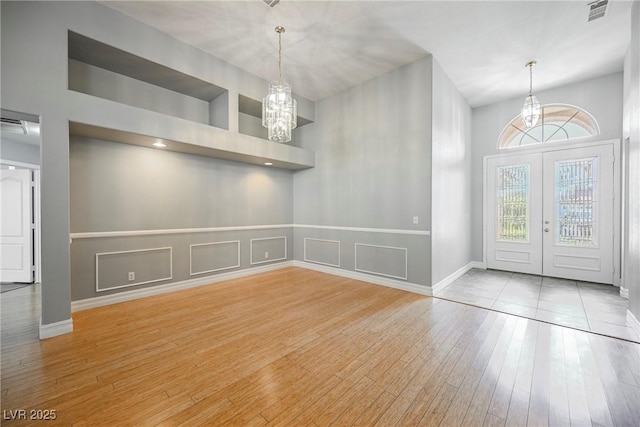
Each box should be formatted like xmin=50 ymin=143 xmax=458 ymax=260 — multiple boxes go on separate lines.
xmin=33 ymin=170 xmax=41 ymax=283
xmin=0 ymin=159 xmax=40 ymax=170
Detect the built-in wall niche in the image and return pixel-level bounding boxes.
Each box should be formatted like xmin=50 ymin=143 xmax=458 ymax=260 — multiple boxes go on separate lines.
xmin=68 ymin=31 xmax=229 ymax=130
xmin=238 ymin=94 xmax=313 ymax=141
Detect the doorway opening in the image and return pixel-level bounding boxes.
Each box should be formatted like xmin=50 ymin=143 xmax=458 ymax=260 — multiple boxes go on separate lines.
xmin=1 ymin=109 xmax=42 ymax=342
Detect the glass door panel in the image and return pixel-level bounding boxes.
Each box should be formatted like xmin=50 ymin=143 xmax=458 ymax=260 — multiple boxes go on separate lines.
xmin=555 ymin=157 xmax=598 ymax=246
xmin=496 ymin=164 xmax=530 ymax=242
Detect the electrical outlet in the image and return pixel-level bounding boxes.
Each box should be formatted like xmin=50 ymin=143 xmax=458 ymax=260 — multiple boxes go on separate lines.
xmin=128 ymin=272 xmax=135 ymax=281
xmin=413 ymin=216 xmax=419 ymax=225
xmin=264 ymin=252 xmax=269 ymax=259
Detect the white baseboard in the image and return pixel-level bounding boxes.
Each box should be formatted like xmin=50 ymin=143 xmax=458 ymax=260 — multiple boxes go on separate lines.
xmin=39 ymin=318 xmax=73 ymax=339
xmin=620 ymin=286 xmax=629 ymax=299
xmin=627 ymin=310 xmax=640 ymax=338
xmin=470 ymin=261 xmax=486 ymax=269
xmin=72 ymin=261 xmax=294 ymax=312
xmin=431 ymin=261 xmax=483 ymax=295
xmin=293 ymin=260 xmax=431 ymax=296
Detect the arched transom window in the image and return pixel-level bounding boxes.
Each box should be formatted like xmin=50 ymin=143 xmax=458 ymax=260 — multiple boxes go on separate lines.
xmin=498 ymin=104 xmax=599 ymax=149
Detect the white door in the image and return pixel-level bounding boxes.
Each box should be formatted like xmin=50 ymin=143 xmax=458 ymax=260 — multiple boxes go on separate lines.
xmin=542 ymin=145 xmax=615 ymax=283
xmin=486 ymin=154 xmax=543 ymax=275
xmin=0 ymin=169 xmax=33 ymax=282
xmin=486 ymin=144 xmax=616 ymax=284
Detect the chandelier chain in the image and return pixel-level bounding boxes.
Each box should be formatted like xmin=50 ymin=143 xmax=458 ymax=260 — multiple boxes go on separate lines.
xmin=278 ymin=30 xmax=282 ymax=82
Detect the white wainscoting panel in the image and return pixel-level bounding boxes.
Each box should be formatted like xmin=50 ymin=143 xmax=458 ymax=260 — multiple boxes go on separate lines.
xmin=250 ymin=236 xmax=287 ymax=265
xmin=303 ymin=238 xmax=341 ymax=268
xmin=96 ymin=247 xmax=172 ymax=292
xmin=190 ymin=240 xmax=240 ymax=276
xmin=354 ymin=243 xmax=408 ymax=281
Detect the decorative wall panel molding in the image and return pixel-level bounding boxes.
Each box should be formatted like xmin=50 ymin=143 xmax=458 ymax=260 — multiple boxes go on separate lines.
xmin=294 ymin=224 xmax=430 ymax=236
xmin=96 ymin=247 xmax=172 ymax=292
xmin=70 ymin=223 xmax=430 ymax=240
xmin=250 ymin=236 xmax=287 ymax=265
xmin=303 ymin=238 xmax=341 ymax=267
xmin=70 ymin=224 xmax=292 ymax=240
xmin=354 ymin=243 xmax=408 ymax=280
xmin=190 ymin=240 xmax=240 ymax=276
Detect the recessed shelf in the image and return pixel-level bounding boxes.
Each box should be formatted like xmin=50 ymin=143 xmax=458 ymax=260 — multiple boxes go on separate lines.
xmin=68 ymin=31 xmax=229 ymax=129
xmin=66 ymin=31 xmax=315 ymax=170
xmin=68 ymin=92 xmax=314 ymax=170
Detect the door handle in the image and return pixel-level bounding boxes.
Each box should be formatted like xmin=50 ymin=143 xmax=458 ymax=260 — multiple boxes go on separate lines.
xmin=544 ymin=220 xmax=550 ymax=224
xmin=544 ymin=228 xmax=550 ymax=232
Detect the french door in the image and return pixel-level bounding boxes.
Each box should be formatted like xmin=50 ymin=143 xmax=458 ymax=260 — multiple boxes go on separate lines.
xmin=486 ymin=144 xmax=615 ymax=284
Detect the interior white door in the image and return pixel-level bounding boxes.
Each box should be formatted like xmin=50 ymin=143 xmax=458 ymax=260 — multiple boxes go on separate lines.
xmin=486 ymin=154 xmax=543 ymax=275
xmin=542 ymin=145 xmax=615 ymax=283
xmin=1 ymin=169 xmax=33 ymax=283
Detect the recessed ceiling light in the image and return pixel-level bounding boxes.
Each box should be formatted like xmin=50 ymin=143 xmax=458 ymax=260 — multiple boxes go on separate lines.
xmin=264 ymin=162 xmax=273 ymax=166
xmin=153 ymin=141 xmax=166 ymax=148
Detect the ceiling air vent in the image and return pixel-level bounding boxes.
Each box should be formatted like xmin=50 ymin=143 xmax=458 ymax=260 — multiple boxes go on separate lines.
xmin=588 ymin=0 xmax=608 ymax=22
xmin=1 ymin=117 xmax=40 ymax=136
xmin=0 ymin=117 xmax=26 ymax=134
xmin=1 ymin=117 xmax=22 ymax=126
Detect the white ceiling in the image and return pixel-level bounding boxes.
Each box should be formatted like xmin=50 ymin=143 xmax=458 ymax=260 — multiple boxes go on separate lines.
xmin=100 ymin=0 xmax=633 ymax=107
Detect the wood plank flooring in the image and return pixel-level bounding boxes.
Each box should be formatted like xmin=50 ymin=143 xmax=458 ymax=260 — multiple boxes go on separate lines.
xmin=1 ymin=267 xmax=639 ymax=426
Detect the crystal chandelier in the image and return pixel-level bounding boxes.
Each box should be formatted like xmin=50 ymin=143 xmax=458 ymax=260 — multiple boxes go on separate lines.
xmin=521 ymin=61 xmax=541 ymax=128
xmin=262 ymin=26 xmax=297 ymax=143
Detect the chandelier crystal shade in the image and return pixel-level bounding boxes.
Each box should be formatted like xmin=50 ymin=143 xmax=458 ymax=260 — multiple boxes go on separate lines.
xmin=262 ymin=26 xmax=297 ymax=143
xmin=521 ymin=61 xmax=541 ymax=128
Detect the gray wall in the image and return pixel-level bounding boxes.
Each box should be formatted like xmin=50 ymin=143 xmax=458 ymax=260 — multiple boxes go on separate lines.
xmin=69 ymin=137 xmax=294 ymax=301
xmin=471 ymin=72 xmax=624 ymax=262
xmin=2 ymin=1 xmax=72 ymax=325
xmin=293 ymin=57 xmax=432 ymax=287
xmin=431 ymin=58 xmax=473 ymax=284
xmin=0 ymin=1 xmax=311 ymax=326
xmin=70 ymin=137 xmax=293 ymax=232
xmin=623 ymin=0 xmax=640 ymax=321
xmin=0 ymin=136 xmax=40 ymax=165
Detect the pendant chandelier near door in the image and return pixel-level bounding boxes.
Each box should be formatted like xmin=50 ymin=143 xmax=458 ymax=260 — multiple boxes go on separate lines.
xmin=262 ymin=26 xmax=297 ymax=143
xmin=521 ymin=61 xmax=541 ymax=128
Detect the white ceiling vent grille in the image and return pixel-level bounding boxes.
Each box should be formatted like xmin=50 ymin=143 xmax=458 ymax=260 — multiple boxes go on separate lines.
xmin=1 ymin=117 xmax=40 ymax=136
xmin=588 ymin=0 xmax=609 ymax=22
xmin=1 ymin=117 xmax=26 ymax=134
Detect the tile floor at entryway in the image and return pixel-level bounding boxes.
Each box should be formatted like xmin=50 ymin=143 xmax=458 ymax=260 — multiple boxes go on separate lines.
xmin=435 ymin=268 xmax=639 ymax=343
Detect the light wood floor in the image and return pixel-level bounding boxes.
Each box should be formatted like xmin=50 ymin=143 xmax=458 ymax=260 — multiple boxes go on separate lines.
xmin=1 ymin=267 xmax=639 ymax=426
